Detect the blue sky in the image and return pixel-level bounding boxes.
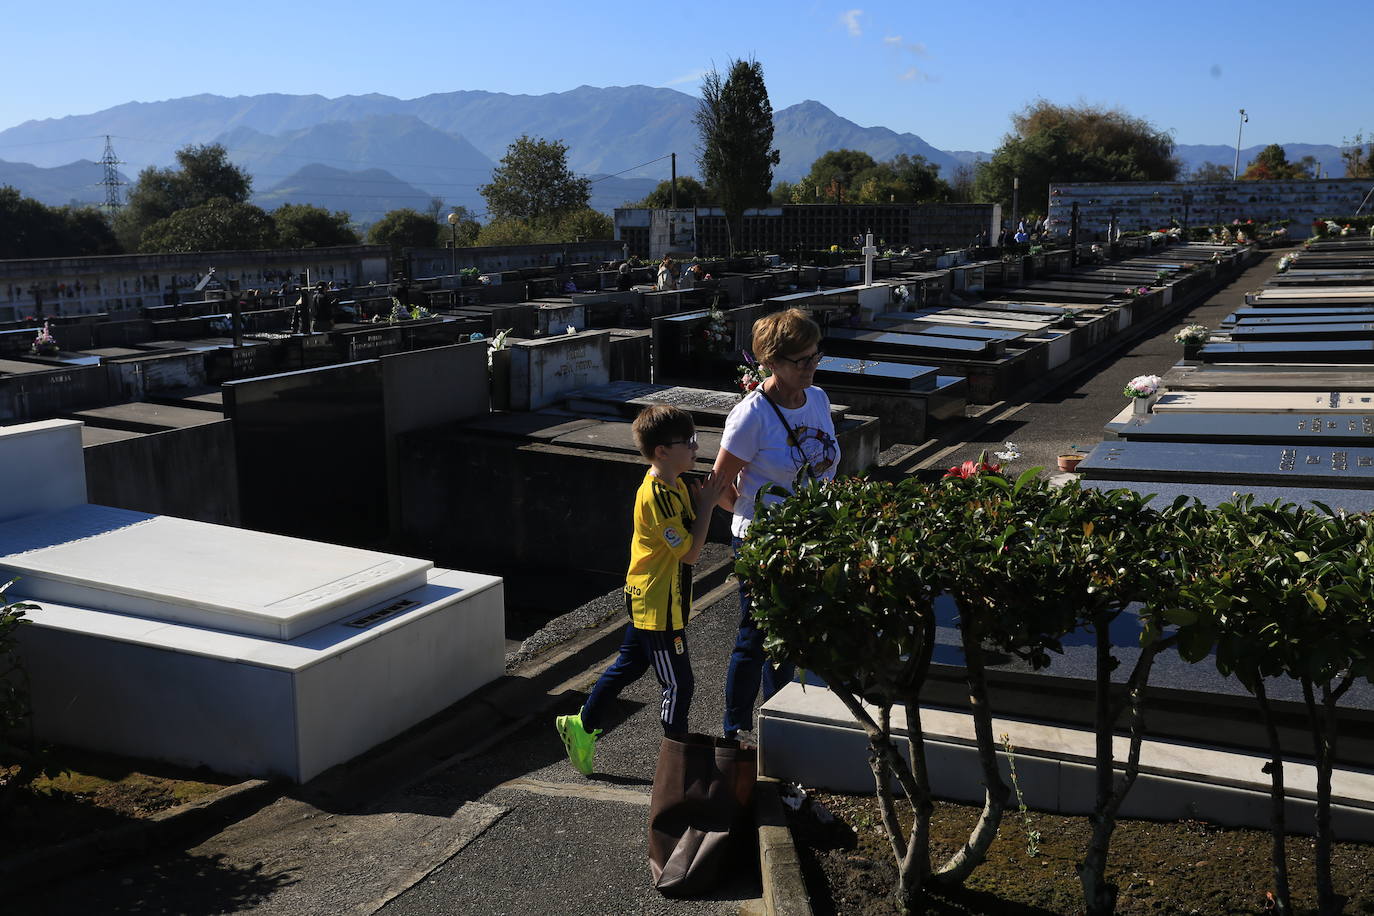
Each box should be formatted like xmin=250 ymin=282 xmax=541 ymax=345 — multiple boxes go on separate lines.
xmin=4 ymin=0 xmax=1371 ymax=153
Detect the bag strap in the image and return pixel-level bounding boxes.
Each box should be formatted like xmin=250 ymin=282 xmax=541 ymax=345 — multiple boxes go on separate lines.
xmin=758 ymin=386 xmax=799 ymax=448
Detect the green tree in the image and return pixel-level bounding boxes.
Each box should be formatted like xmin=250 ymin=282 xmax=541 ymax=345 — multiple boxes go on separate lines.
xmin=695 ymin=58 xmax=780 ymax=251
xmin=114 ymin=143 xmax=253 ymax=250
xmin=635 ymin=176 xmax=711 ymax=208
xmin=273 ymin=203 xmax=359 ymax=248
xmin=1341 ymin=133 xmax=1374 ymax=178
xmin=479 ymin=135 xmax=591 ymax=225
xmin=973 ymin=100 xmax=1179 ymax=211
xmin=1189 ymin=161 xmax=1234 ymax=182
xmin=0 ymin=188 xmax=119 ymax=258
xmin=366 ymin=208 xmax=440 ymax=249
xmin=1240 ymin=144 xmax=1308 ymax=181
xmin=804 ymin=149 xmax=877 ymax=202
xmin=56 ymin=206 xmax=120 ymax=255
xmin=444 ymin=206 xmax=481 ymax=247
xmin=138 ymin=197 xmax=276 ymax=253
xmin=475 ymin=218 xmax=542 ymax=247
xmin=553 ymin=207 xmax=613 ymax=241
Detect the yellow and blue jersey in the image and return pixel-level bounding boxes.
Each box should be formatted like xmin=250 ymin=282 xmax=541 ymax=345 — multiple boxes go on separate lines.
xmin=624 ymin=470 xmax=695 ymax=631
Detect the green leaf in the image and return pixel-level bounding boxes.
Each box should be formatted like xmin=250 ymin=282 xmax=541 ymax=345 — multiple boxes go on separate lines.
xmin=1307 ymin=590 xmax=1326 ymax=613
xmin=1294 ymin=551 xmax=1311 ymax=563
xmin=1162 ymin=606 xmax=1198 ymax=626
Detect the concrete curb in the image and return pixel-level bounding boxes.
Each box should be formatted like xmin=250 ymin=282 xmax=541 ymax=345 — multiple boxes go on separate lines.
xmin=0 ymin=777 xmax=279 ymax=895
xmin=755 ymin=777 xmax=812 ymax=916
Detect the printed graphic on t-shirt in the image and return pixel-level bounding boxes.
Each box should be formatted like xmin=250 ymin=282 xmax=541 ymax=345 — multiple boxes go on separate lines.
xmin=663 ymin=526 xmax=683 ymax=548
xmin=790 ymin=424 xmax=838 ymax=476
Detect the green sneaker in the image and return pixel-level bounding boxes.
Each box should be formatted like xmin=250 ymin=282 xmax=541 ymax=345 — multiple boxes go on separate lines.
xmin=555 ymin=713 xmax=599 ymax=776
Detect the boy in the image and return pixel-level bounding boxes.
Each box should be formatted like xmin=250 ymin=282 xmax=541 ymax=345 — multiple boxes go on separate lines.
xmin=555 ymin=405 xmax=725 ymax=775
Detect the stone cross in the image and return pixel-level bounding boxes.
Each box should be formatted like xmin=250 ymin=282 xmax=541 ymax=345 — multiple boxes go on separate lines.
xmin=862 ymin=230 xmax=878 ymax=287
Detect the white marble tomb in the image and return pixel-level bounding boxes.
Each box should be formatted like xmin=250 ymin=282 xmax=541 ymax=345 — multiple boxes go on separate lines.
xmin=0 ymin=419 xmax=505 ymax=783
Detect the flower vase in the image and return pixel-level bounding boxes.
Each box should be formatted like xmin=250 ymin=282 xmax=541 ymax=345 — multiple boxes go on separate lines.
xmin=1132 ymin=395 xmax=1157 ymax=417
xmin=1182 ymin=342 xmax=1201 ymax=360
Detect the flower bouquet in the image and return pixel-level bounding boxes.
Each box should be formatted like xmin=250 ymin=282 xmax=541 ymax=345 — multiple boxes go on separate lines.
xmin=736 ymin=351 xmax=771 ymax=396
xmin=1173 ymin=325 xmax=1209 ymax=346
xmin=29 ymin=321 xmax=58 ymax=356
xmin=701 ymin=305 xmax=731 ymax=355
xmin=1123 ymin=374 xmax=1162 ymax=416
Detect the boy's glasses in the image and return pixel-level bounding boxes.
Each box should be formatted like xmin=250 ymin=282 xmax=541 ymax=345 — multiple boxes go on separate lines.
xmin=666 ymin=435 xmax=699 ymax=449
xmin=776 ymin=349 xmax=824 ymax=369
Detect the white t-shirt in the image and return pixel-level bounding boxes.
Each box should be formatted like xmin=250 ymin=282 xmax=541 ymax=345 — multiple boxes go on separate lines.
xmin=720 ymin=386 xmax=840 ymax=538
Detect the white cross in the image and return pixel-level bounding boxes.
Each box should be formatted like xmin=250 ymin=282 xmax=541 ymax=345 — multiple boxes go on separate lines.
xmin=862 ymin=230 xmax=878 ymax=287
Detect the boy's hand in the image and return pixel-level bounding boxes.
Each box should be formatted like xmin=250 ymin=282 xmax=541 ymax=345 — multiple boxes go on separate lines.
xmin=691 ymin=471 xmax=728 ymax=516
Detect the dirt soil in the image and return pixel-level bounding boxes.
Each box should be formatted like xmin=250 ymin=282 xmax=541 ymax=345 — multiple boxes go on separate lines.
xmin=1 ymin=749 xmax=238 ymax=858
xmin=789 ymin=791 xmax=1374 ymax=915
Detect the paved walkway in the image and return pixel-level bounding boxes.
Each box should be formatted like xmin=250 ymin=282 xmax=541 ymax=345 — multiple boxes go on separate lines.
xmin=9 ymin=250 xmax=1286 ymax=915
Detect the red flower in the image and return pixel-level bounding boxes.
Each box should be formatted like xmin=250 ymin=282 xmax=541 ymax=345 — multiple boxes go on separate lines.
xmin=944 ymin=459 xmax=1002 ymax=479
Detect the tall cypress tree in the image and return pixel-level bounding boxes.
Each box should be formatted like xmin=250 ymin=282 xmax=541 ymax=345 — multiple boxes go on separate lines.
xmin=694 ymin=58 xmax=780 ymax=253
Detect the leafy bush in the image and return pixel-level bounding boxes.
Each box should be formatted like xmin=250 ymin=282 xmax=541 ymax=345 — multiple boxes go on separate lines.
xmin=0 ymin=579 xmax=37 ymax=817
xmin=737 ymin=470 xmax=1355 ymax=914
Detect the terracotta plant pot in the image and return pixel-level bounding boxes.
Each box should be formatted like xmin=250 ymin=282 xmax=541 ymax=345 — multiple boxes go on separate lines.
xmin=1057 ymin=454 xmax=1085 ymax=473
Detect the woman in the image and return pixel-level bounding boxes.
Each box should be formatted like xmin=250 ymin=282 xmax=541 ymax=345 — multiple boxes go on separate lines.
xmin=713 ymin=308 xmax=840 ymax=741
xmin=656 ymin=256 xmax=678 ymax=291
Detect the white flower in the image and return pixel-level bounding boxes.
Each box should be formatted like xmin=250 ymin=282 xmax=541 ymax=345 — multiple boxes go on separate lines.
xmin=1123 ymin=374 xmax=1162 ymax=398
xmin=566 ymin=325 xmax=577 ymax=335
xmin=993 ymin=441 xmax=1022 ymax=462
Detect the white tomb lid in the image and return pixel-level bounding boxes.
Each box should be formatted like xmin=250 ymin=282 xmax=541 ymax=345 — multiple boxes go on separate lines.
xmin=0 ymin=504 xmax=433 ymax=640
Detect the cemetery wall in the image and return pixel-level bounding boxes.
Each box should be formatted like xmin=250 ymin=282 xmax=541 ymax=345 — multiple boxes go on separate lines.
xmin=83 ymin=421 xmax=240 ymax=526
xmin=406 ymin=240 xmax=625 ymax=280
xmin=1047 ymin=178 xmax=1373 ymax=239
xmin=0 ymin=245 xmax=391 ymax=322
xmin=616 ymin=204 xmax=1001 ymax=259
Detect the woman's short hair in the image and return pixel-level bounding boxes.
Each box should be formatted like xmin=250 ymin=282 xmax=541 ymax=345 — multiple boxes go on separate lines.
xmin=631 ymin=404 xmax=695 ymax=460
xmin=752 ymin=308 xmax=821 ymax=364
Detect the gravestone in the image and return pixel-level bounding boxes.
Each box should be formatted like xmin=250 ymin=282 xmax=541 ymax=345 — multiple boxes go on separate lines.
xmin=1153 ymin=390 xmax=1374 ymax=414
xmin=531 ymin=302 xmax=587 ymax=337
xmin=1079 ymin=439 xmax=1374 ymax=489
xmin=0 ymin=419 xmax=504 ymax=784
xmin=1111 ymin=410 xmax=1374 ymax=447
xmin=224 ymin=361 xmax=388 ymax=548
xmin=825 ymin=326 xmax=1004 ymax=359
xmin=508 ymin=330 xmax=611 ymax=411
xmin=1198 ymin=340 xmax=1374 ymax=363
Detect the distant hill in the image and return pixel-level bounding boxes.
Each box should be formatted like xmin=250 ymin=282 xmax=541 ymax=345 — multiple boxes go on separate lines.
xmin=771 ymin=100 xmax=961 ymax=181
xmin=0 ymin=158 xmax=130 ymax=207
xmin=253 ymin=164 xmax=436 ymax=225
xmin=3 ymin=87 xmax=1358 ymax=222
xmin=1174 ymin=143 xmax=1349 ymax=179
xmin=218 ymin=115 xmax=494 ymax=211
xmin=0 ymin=87 xmax=978 ymax=189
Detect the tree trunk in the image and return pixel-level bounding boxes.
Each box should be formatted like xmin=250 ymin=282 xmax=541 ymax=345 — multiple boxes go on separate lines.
xmin=824 ymin=680 xmax=931 ymax=910
xmin=899 ymin=697 xmax=935 ymax=911
xmin=1078 ymin=612 xmax=1119 ymax=915
xmin=872 ymin=704 xmax=907 ymax=864
xmin=1305 ymin=678 xmax=1343 ymax=915
xmin=935 ymin=616 xmax=1009 ymax=883
xmin=1254 ymin=679 xmax=1291 ymax=913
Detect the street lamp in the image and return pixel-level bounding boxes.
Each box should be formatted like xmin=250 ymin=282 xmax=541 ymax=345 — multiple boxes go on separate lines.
xmin=447 ymin=210 xmax=460 ymax=277
xmin=1233 ymin=109 xmax=1248 ymax=181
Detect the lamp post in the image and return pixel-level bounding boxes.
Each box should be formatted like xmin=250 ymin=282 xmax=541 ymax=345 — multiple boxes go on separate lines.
xmin=447 ymin=210 xmax=460 ymax=277
xmin=1232 ymin=109 xmax=1248 ymax=181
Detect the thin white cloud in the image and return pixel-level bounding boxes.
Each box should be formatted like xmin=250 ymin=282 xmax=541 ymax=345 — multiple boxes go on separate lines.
xmin=663 ymin=69 xmax=708 ymax=87
xmin=883 ymin=34 xmax=901 ymax=45
xmin=840 ymin=9 xmax=863 ymax=37
xmin=906 ymin=41 xmax=929 ymax=57
xmin=899 ymin=67 xmax=935 ymax=83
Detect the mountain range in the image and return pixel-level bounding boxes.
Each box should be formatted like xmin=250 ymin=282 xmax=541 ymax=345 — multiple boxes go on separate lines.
xmin=0 ymin=85 xmax=1354 ymax=224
